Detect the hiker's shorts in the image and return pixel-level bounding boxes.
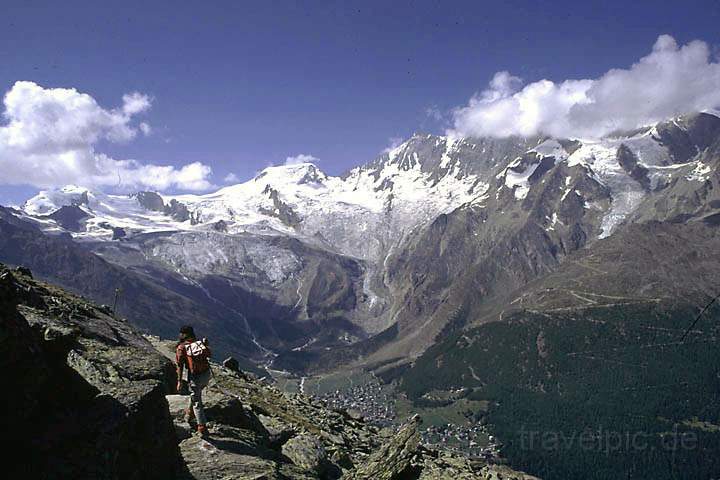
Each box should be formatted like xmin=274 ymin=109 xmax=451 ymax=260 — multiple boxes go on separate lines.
xmin=188 ymin=369 xmax=211 ymax=425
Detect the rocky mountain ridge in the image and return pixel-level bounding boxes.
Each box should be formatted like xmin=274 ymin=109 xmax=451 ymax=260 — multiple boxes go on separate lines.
xmin=4 ymin=111 xmax=720 ymax=373
xmin=2 ymin=262 xmax=536 ymax=479
xmin=396 ymin=219 xmax=720 ymax=479
xmin=353 ymin=112 xmax=720 ymax=367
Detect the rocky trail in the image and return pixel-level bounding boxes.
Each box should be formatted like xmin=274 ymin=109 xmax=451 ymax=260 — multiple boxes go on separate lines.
xmin=2 ymin=262 xmax=535 ymax=479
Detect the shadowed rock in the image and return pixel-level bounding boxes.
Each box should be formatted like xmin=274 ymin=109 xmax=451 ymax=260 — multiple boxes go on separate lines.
xmin=223 ymin=356 xmax=240 ymax=371
xmin=1 ymin=264 xmax=181 ymax=479
xmin=282 ymin=434 xmax=327 ymax=473
xmin=352 ymin=415 xmax=423 ymax=480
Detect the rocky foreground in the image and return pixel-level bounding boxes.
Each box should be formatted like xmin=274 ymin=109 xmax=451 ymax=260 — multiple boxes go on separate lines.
xmin=2 ymin=263 xmax=536 ymax=479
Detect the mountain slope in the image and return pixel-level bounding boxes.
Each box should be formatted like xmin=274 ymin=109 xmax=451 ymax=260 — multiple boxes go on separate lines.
xmin=0 ymin=206 xmax=263 ymax=362
xmin=1 ymin=263 xmax=180 ymax=479
xmin=2 ymin=262 xmax=535 ymax=480
xmin=6 ymin=112 xmax=720 ymax=375
xmin=358 ymin=112 xmax=720 ymax=366
xmin=397 ymin=220 xmax=720 ymax=479
xmin=7 ymin=134 xmax=530 ymax=366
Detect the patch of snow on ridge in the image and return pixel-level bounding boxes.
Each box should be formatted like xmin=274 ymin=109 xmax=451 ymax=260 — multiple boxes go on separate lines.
xmin=439 ymin=137 xmax=459 ymax=169
xmin=23 ymin=185 xmax=90 ymax=215
xmin=686 ymin=161 xmax=712 ymax=182
xmin=531 ymin=139 xmax=568 ymax=161
xmin=568 ymin=142 xmax=644 ymax=238
xmin=545 ymin=212 xmax=560 ymax=232
xmin=386 ymin=141 xmax=407 ymax=163
xmin=502 ymin=157 xmax=542 ymax=200
xmin=560 ymin=176 xmax=575 ymax=202
xmin=500 ymin=139 xmax=567 ymax=201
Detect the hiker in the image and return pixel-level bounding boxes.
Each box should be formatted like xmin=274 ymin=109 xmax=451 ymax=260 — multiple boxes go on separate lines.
xmin=176 ymin=325 xmax=212 ymax=437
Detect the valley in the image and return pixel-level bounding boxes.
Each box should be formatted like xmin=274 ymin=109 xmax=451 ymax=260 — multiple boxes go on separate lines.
xmin=3 ymin=111 xmax=720 ymax=479
xmin=5 ymin=6 xmax=720 ymax=478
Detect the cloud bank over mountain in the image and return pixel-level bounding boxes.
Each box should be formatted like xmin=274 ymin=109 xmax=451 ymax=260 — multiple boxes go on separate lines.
xmin=285 ymin=153 xmax=319 ymax=165
xmin=0 ymin=81 xmax=213 ymax=191
xmin=450 ymin=35 xmax=720 ymax=139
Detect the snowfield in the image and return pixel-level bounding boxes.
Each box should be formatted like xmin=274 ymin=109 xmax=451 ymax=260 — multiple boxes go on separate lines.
xmin=20 ymin=114 xmax=717 ymax=255
xmin=21 ymin=137 xmax=488 ymax=262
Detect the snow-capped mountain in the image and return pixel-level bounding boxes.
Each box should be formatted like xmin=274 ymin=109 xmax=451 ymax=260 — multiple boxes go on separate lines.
xmin=21 ymin=113 xmax=719 ymax=251
xmin=366 ymin=112 xmax=720 ymax=364
xmin=6 ymin=111 xmax=720 ymax=370
xmin=21 ymin=138 xmax=496 ymax=262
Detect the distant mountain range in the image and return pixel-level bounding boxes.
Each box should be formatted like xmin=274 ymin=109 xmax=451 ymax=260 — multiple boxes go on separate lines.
xmin=2 ymin=111 xmax=720 ymax=377
xmin=5 ymin=110 xmax=720 ymax=478
xmin=0 ymin=113 xmax=720 ymax=367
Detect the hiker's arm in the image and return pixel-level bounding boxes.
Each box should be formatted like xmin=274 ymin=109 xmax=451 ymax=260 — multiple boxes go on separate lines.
xmin=175 ymin=347 xmax=185 ymax=392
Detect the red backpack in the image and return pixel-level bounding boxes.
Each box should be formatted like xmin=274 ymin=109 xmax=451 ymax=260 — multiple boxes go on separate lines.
xmin=178 ymin=339 xmax=211 ymax=374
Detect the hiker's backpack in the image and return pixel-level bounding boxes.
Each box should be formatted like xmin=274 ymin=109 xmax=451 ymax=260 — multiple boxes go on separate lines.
xmin=181 ymin=339 xmax=210 ymax=374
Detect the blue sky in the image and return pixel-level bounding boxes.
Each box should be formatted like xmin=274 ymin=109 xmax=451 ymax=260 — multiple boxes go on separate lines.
xmin=1 ymin=0 xmax=720 ymax=205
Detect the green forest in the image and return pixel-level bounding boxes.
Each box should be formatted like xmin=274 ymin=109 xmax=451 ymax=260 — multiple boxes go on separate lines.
xmin=400 ymin=301 xmax=720 ymax=479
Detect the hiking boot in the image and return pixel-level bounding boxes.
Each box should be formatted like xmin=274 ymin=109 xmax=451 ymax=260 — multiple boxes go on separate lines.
xmin=197 ymin=424 xmax=209 ymax=437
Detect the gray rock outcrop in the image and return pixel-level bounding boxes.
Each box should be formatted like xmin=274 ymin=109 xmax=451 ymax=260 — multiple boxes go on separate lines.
xmin=1 ymin=264 xmax=180 ymax=479
xmin=3 ymin=262 xmax=536 ymax=479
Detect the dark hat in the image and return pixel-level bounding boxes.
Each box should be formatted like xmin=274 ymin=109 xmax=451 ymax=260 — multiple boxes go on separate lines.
xmin=179 ymin=325 xmax=195 ymax=337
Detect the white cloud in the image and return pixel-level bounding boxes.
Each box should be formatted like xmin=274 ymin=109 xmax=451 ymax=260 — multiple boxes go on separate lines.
xmin=0 ymin=81 xmax=213 ymax=191
xmin=223 ymin=172 xmax=239 ymax=183
xmin=382 ymin=137 xmax=404 ymax=154
xmin=450 ymin=35 xmax=720 ymax=139
xmin=425 ymin=106 xmax=445 ymax=122
xmin=138 ymin=122 xmax=152 ymax=136
xmin=122 ymin=92 xmax=152 ymax=116
xmin=284 ymin=153 xmax=319 ymax=165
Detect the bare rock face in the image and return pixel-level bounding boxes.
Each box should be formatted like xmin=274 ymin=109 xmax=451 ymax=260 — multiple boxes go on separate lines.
xmin=282 ymin=434 xmax=328 ymax=474
xmin=178 ymin=426 xmax=298 ymax=480
xmin=165 ymin=198 xmax=192 ymax=223
xmin=153 ymin=337 xmax=535 ymax=479
xmin=352 ymin=415 xmax=538 ymax=480
xmin=133 ymin=191 xmax=194 ymax=222
xmin=45 ymin=204 xmax=90 ymax=231
xmin=134 ymin=191 xmax=166 ymax=212
xmin=0 ymin=269 xmax=51 ymax=443
xmin=352 ymin=414 xmax=423 ymax=479
xmin=0 ymin=264 xmax=180 ymax=479
xmin=4 ymin=268 xmax=536 ymax=479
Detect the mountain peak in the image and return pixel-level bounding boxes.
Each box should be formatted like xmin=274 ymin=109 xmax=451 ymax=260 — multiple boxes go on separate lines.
xmin=254 ymin=162 xmax=327 ymax=186
xmin=23 ymin=185 xmax=93 ymax=215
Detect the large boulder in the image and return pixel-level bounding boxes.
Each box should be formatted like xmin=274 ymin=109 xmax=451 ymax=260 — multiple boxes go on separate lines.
xmin=352 ymin=415 xmax=423 ymax=480
xmin=167 ymin=387 xmax=270 ymax=438
xmin=282 ymin=433 xmax=327 ymax=473
xmin=258 ymin=413 xmax=297 ymax=448
xmin=351 ymin=415 xmax=538 ymax=480
xmin=222 ymin=356 xmax=240 ymax=371
xmin=1 ymin=265 xmax=181 ymax=479
xmin=179 ymin=428 xmax=316 ymax=480
xmin=179 ymin=435 xmax=282 ymax=480
xmin=202 ymin=387 xmax=269 ymax=434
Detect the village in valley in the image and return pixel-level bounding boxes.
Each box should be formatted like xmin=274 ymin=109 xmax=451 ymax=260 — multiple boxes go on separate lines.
xmin=293 ymin=373 xmax=504 ymax=461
